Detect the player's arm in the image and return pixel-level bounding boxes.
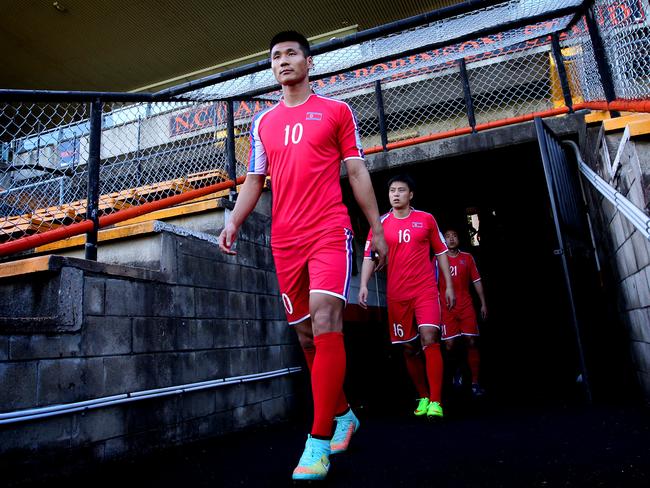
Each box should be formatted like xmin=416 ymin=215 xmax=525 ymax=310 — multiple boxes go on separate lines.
xmin=473 ymin=280 xmax=488 ymax=320
xmin=358 ymin=257 xmax=377 ymax=309
xmin=218 ymin=174 xmax=265 ymax=254
xmin=436 ymin=252 xmax=456 ymax=310
xmin=345 ymin=158 xmax=388 ymax=270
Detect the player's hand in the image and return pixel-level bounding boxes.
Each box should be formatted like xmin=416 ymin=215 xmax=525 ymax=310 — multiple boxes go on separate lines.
xmin=446 ymin=288 xmax=456 ymax=310
xmin=480 ymin=305 xmax=488 ymax=320
xmin=358 ymin=286 xmax=369 ymax=309
xmin=372 ymin=234 xmax=388 ymax=271
xmin=218 ymin=222 xmax=239 ymax=255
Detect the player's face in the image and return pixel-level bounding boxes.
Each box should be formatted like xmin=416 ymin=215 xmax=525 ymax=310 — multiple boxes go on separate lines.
xmin=388 ymin=182 xmax=412 ymax=210
xmin=444 ymin=231 xmax=459 ymax=249
xmin=271 ymin=41 xmax=313 ymax=86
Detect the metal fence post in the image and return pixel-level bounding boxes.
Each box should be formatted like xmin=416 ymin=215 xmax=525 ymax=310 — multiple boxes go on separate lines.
xmin=374 ymin=80 xmax=389 ymax=152
xmin=458 ymin=58 xmax=477 ymax=133
xmin=585 ymin=7 xmax=617 ymax=103
xmin=85 ymin=98 xmax=102 ymax=261
xmin=226 ymin=100 xmax=237 ymax=200
xmin=551 ymin=33 xmax=574 ymax=112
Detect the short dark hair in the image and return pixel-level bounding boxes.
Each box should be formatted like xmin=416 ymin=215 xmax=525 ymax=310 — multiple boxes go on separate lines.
xmin=388 ymin=174 xmax=415 ymax=192
xmin=269 ymin=31 xmax=311 ymax=57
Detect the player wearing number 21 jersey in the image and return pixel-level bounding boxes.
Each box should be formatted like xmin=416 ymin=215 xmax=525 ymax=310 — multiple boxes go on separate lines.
xmin=359 ymin=174 xmax=455 ymax=419
xmin=440 ymin=229 xmax=488 ymax=398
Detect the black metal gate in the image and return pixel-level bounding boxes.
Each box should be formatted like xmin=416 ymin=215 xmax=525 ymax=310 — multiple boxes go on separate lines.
xmin=535 ymin=117 xmax=594 ymax=403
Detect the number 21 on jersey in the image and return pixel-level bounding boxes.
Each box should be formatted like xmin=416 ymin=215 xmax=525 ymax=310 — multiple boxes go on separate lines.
xmin=284 ymin=123 xmax=303 ymax=145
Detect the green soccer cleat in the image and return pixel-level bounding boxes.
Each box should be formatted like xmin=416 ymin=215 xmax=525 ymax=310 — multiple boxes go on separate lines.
xmin=292 ymin=435 xmax=331 ymax=481
xmin=330 ymin=409 xmax=360 ymax=454
xmin=426 ymin=401 xmax=444 ymax=419
xmin=414 ymin=397 xmax=430 ymax=416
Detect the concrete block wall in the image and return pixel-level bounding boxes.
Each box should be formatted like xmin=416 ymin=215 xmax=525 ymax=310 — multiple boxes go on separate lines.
xmin=583 ymin=128 xmax=650 ymax=400
xmin=0 ymin=210 xmax=303 ymax=474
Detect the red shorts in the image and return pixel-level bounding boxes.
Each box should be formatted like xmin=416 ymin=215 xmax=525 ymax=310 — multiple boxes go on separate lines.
xmin=387 ymin=292 xmax=441 ymax=344
xmin=272 ymin=227 xmax=354 ymax=325
xmin=441 ymin=302 xmax=479 ymax=340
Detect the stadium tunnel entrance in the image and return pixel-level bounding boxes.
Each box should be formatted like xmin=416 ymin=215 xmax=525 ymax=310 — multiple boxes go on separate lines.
xmin=340 ymin=140 xmax=637 ymax=413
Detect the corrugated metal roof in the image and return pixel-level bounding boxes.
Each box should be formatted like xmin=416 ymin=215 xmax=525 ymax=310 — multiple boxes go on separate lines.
xmin=0 ymin=0 xmax=463 ymax=92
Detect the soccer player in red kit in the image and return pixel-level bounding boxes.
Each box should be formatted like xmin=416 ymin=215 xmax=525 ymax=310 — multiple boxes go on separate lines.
xmin=218 ymin=31 xmax=388 ymax=481
xmin=359 ymin=175 xmax=455 ymax=419
xmin=440 ymin=229 xmax=488 ymax=397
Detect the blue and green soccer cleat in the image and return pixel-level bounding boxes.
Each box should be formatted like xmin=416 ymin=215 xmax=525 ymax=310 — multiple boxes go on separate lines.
xmin=292 ymin=435 xmax=331 ymax=481
xmin=330 ymin=409 xmax=360 ymax=454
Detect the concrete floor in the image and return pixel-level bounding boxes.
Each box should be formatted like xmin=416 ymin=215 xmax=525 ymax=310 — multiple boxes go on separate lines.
xmin=9 ymin=396 xmax=650 ymax=488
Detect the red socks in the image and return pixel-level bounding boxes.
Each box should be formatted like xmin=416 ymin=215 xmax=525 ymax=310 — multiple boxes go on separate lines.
xmin=423 ymin=343 xmax=443 ymax=403
xmin=302 ymin=343 xmax=349 ymax=416
xmin=403 ymin=350 xmax=429 ymax=399
xmin=467 ymin=344 xmax=481 ymax=385
xmin=309 ymin=332 xmax=347 ymax=437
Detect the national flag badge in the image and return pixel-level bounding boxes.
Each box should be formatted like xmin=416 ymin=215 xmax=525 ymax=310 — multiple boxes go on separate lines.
xmin=412 ymin=222 xmax=423 ymax=228
xmin=306 ymin=112 xmax=323 ymax=121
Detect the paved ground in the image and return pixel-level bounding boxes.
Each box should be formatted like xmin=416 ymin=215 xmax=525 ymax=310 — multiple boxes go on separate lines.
xmin=10 ymin=395 xmax=650 ymax=488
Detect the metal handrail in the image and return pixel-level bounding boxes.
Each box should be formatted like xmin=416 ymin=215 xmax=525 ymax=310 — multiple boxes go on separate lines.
xmin=564 ymin=140 xmax=650 ymax=240
xmin=0 ymin=366 xmax=302 ymax=425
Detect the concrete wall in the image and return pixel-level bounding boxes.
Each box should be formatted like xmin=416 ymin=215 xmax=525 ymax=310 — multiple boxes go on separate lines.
xmin=0 ymin=209 xmax=303 ymax=475
xmin=582 ymin=124 xmax=650 ymax=400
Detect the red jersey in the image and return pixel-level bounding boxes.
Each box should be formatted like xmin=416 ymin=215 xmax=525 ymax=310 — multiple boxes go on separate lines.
xmin=365 ymin=209 xmax=448 ymax=301
xmin=248 ymin=93 xmax=364 ymax=246
xmin=439 ymin=251 xmax=481 ymax=308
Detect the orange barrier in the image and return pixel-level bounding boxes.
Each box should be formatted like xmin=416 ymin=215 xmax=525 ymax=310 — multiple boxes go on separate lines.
xmin=576 ymin=100 xmax=650 ymax=113
xmin=0 ymin=177 xmax=245 ymax=257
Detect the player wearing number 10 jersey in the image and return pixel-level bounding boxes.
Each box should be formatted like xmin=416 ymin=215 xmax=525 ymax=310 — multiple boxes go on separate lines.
xmin=359 ymin=174 xmax=455 ymax=419
xmin=219 ymin=31 xmax=388 ymax=482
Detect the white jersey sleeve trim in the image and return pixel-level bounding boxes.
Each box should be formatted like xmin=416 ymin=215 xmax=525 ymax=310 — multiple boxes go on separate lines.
xmin=248 ymin=105 xmax=278 ymax=175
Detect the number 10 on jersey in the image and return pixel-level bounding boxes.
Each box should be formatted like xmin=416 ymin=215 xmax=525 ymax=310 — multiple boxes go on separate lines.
xmin=284 ymin=123 xmax=303 ymax=145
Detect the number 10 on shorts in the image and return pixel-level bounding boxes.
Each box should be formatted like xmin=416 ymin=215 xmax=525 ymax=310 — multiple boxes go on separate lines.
xmin=393 ymin=323 xmax=404 ymax=338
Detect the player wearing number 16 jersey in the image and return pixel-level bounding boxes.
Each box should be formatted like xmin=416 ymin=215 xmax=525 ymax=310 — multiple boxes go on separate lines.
xmin=359 ymin=174 xmax=455 ymax=419
xmin=218 ymin=31 xmax=388 ymax=482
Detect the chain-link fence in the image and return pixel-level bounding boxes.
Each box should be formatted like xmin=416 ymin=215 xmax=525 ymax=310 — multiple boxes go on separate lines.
xmin=594 ymin=0 xmax=650 ymax=100
xmin=1 ymin=0 xmax=649 ymax=251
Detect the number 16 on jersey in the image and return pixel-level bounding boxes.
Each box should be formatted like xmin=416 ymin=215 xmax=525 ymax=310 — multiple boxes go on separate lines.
xmin=398 ymin=229 xmax=410 ymax=243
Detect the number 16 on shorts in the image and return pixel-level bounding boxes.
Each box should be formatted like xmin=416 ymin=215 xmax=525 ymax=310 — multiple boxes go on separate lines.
xmin=393 ymin=323 xmax=404 ymax=338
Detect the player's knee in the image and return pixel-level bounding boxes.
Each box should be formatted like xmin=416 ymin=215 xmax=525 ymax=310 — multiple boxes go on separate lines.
xmin=419 ymin=328 xmax=440 ymax=348
xmin=444 ymin=338 xmax=456 ymax=351
xmin=466 ymin=336 xmax=478 ymax=348
xmin=310 ymin=306 xmax=342 ymax=334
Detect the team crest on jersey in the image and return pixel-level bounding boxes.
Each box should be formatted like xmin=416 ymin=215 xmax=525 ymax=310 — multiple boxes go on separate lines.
xmin=306 ymin=112 xmax=323 ymax=121
xmin=412 ymin=222 xmax=423 ymax=228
